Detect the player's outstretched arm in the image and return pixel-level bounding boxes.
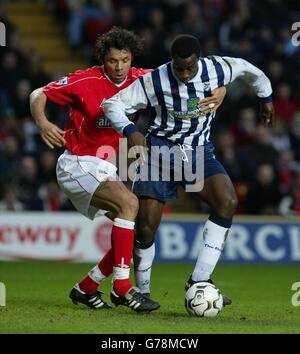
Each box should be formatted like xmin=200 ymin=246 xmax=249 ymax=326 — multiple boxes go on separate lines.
xmin=218 ymin=56 xmax=275 ymax=127
xmin=232 ymin=57 xmax=275 ymax=128
xmin=103 ymin=78 xmax=149 ymax=136
xmin=30 ymin=87 xmax=66 ymax=149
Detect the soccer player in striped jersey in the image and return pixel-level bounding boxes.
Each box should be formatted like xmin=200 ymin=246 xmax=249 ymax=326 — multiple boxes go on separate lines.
xmin=103 ymin=34 xmax=275 ymax=305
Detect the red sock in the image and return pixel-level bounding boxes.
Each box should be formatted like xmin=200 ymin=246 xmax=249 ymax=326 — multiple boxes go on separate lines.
xmin=111 ymin=219 xmax=134 ymax=296
xmin=79 ymin=275 xmax=98 ymax=293
xmin=78 ymin=249 xmax=113 ymax=293
xmin=98 ymin=248 xmax=113 ymax=277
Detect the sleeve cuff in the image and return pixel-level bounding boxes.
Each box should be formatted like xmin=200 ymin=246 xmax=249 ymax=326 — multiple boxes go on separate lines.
xmin=123 ymin=124 xmax=139 ymax=137
xmin=259 ymin=94 xmax=273 ymax=103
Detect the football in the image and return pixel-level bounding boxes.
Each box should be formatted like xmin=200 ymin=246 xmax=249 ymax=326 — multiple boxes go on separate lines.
xmin=185 ymin=282 xmax=223 ymax=317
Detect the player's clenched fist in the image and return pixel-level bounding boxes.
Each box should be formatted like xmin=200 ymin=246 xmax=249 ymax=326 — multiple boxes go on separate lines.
xmin=127 ymin=131 xmax=148 ymax=165
xmin=261 ymin=102 xmax=275 ymax=128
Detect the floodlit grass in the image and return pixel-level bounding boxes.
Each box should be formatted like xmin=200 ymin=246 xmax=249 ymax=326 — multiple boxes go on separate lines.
xmin=0 ymin=261 xmax=299 ymax=334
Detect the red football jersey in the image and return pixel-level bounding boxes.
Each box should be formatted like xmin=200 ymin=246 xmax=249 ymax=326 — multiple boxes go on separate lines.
xmin=43 ymin=66 xmax=151 ymax=158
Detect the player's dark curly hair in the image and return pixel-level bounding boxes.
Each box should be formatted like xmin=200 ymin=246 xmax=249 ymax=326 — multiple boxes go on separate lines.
xmin=95 ymin=27 xmax=144 ymax=64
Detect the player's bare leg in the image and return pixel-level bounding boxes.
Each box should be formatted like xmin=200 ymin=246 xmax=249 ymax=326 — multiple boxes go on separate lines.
xmin=186 ymin=173 xmax=237 ymax=306
xmin=70 ymin=180 xmax=159 ymax=312
xmin=70 ymin=180 xmax=136 ymax=309
xmin=134 ymin=198 xmax=165 ymax=295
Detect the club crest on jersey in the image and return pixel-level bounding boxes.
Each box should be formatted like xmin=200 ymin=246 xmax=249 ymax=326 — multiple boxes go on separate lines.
xmin=96 ymin=116 xmax=112 ymax=128
xmin=58 ymin=77 xmax=68 ymax=85
xmin=187 ymin=98 xmax=199 ymax=111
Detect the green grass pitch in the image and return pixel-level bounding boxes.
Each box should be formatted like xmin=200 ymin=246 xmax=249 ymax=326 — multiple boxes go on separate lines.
xmin=0 ymin=261 xmax=299 ymax=334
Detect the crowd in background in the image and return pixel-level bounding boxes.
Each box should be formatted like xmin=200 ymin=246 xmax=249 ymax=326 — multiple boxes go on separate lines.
xmin=0 ymin=0 xmax=299 ymax=216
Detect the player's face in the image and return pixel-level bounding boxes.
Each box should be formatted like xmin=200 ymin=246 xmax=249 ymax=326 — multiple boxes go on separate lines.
xmin=172 ymin=53 xmax=199 ymax=84
xmin=103 ymin=48 xmax=132 ymax=84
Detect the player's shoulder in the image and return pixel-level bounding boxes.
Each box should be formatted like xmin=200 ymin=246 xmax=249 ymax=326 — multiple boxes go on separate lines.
xmin=204 ymin=55 xmax=224 ymax=64
xmin=138 ymin=62 xmax=169 ymax=78
xmin=205 ymin=55 xmax=238 ymax=66
xmin=65 ymin=66 xmax=103 ymax=83
xmin=130 ymin=67 xmax=153 ymax=79
xmin=201 ymin=55 xmax=237 ymax=73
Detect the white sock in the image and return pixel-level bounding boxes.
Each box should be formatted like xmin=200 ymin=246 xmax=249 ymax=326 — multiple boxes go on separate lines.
xmin=113 ymin=266 xmax=130 ymax=281
xmin=88 ymin=265 xmax=107 ymax=284
xmin=134 ymin=243 xmax=155 ymax=294
xmin=192 ymin=219 xmax=230 ymax=282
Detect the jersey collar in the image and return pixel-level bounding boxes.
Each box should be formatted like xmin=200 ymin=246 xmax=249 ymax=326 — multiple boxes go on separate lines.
xmin=100 ymin=66 xmax=128 ymax=87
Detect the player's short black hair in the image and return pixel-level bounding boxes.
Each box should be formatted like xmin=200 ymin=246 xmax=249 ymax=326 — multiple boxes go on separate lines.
xmin=95 ymin=26 xmax=144 ymax=64
xmin=170 ymin=35 xmax=201 ymax=59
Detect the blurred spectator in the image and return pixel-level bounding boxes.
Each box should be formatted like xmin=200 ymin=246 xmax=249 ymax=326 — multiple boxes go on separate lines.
xmin=215 ymin=130 xmax=250 ymax=212
xmin=219 ymin=12 xmax=250 ymax=53
xmin=230 ymin=107 xmax=257 ymax=147
xmin=245 ymin=164 xmax=281 ymax=215
xmin=179 ymin=1 xmax=210 ymax=41
xmin=0 ymin=135 xmax=22 ymax=182
xmin=114 ymin=4 xmax=136 ymax=30
xmin=215 ymin=130 xmax=248 ymax=182
xmin=278 ymin=182 xmax=300 ymax=216
xmin=0 ymin=89 xmax=11 ymax=116
xmin=134 ymin=27 xmax=169 ymax=68
xmin=256 ymin=26 xmax=275 ymax=63
xmin=0 ymin=51 xmax=25 ymax=96
xmin=276 ymin=149 xmax=299 ymax=195
xmin=243 ymin=125 xmax=278 ymax=178
xmin=269 ymin=120 xmax=291 ymax=152
xmin=0 ymin=116 xmax=24 ymax=150
xmin=38 ymin=180 xmax=66 ymax=211
xmin=22 ymin=118 xmax=39 ymax=154
xmin=67 ymin=0 xmax=113 ymax=49
xmin=273 ymin=82 xmax=299 ymax=126
xmin=0 ymin=184 xmax=24 ymax=212
xmin=25 ymin=49 xmax=50 ymax=90
xmin=288 ymin=111 xmax=300 ymax=161
xmin=17 ymin=156 xmax=43 ymax=210
xmin=11 ymin=79 xmax=32 ymax=119
xmin=38 ymin=150 xmax=58 ymax=183
xmin=266 ymin=60 xmax=284 ymax=88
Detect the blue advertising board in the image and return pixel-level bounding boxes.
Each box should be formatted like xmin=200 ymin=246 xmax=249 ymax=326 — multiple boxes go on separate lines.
xmin=155 ymin=219 xmax=300 ymax=263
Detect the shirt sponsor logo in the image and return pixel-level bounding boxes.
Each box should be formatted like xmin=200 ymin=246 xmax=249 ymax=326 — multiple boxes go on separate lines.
xmin=96 ymin=117 xmax=112 ymax=128
xmin=58 ymin=77 xmax=68 ymax=85
xmin=172 ymin=98 xmax=203 ymax=120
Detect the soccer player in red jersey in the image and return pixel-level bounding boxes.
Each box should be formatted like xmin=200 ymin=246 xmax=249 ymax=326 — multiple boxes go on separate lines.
xmin=30 ymin=27 xmax=160 ymax=312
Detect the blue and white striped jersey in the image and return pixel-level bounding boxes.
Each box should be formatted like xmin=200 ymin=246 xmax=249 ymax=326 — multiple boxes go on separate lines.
xmin=103 ymin=56 xmax=273 ymax=146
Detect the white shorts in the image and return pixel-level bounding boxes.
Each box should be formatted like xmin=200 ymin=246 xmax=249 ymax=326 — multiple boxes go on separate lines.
xmin=56 ymin=150 xmax=118 ymax=220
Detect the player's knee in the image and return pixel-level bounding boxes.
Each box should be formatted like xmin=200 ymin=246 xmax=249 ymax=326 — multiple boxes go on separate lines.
xmin=228 ymin=194 xmax=238 ymax=214
xmin=226 ymin=194 xmax=238 ymax=216
xmin=216 ymin=193 xmax=238 ymax=219
xmin=118 ymin=193 xmax=139 ymax=218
